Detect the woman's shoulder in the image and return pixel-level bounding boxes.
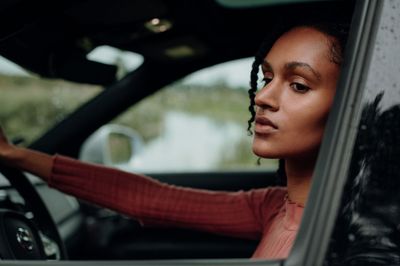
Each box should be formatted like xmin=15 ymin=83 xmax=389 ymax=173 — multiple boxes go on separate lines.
xmin=242 ymin=186 xmax=288 ymax=226
xmin=251 ymin=186 xmax=287 ymax=197
xmin=246 ymin=186 xmax=287 ymax=208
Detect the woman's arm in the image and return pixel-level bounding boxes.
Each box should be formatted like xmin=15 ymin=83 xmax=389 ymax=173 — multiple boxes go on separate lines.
xmin=0 ymin=127 xmax=53 ymax=181
xmin=0 ymin=127 xmax=282 ymax=240
xmin=50 ymin=155 xmax=285 ymax=239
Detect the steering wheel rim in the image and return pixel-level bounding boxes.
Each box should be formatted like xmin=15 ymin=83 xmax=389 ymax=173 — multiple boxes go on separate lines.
xmin=0 ymin=163 xmax=68 ymax=260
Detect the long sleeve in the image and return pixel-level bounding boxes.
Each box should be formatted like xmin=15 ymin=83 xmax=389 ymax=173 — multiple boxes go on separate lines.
xmin=49 ymin=155 xmax=286 ymax=240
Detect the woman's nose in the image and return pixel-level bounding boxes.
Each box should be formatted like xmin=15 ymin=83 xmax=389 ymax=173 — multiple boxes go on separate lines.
xmin=254 ymin=81 xmax=280 ymax=112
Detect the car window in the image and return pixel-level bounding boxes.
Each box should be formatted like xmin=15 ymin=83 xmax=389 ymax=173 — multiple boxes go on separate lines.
xmin=0 ymin=47 xmax=143 ymax=147
xmin=0 ymin=58 xmax=101 ymax=146
xmin=103 ymin=58 xmax=278 ymax=173
xmin=324 ymin=1 xmax=400 ymax=265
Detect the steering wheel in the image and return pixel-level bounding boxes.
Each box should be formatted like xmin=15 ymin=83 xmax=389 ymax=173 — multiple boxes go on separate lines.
xmin=0 ymin=164 xmax=67 ymax=260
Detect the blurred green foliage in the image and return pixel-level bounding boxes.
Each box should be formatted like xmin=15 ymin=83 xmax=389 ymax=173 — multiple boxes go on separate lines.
xmin=0 ymin=74 xmax=101 ymax=144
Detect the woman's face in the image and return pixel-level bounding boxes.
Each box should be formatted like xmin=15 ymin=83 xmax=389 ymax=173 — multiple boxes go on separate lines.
xmin=252 ymin=27 xmax=340 ymax=160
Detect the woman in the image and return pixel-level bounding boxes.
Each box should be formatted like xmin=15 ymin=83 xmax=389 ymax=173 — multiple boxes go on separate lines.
xmin=0 ymin=22 xmax=348 ymax=259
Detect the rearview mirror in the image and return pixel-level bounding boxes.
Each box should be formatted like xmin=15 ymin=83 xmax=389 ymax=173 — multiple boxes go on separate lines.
xmin=79 ymin=124 xmax=143 ymax=166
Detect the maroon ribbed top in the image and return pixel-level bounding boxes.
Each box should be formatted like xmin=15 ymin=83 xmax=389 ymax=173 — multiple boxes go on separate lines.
xmin=49 ymin=155 xmax=303 ymax=259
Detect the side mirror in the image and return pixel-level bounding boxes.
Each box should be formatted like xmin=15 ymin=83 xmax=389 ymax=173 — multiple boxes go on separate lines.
xmin=79 ymin=124 xmax=143 ymax=167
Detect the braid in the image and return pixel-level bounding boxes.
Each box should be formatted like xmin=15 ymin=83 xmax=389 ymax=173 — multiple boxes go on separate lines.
xmin=247 ymin=38 xmax=274 ymax=135
xmin=247 ymin=57 xmax=261 ymax=135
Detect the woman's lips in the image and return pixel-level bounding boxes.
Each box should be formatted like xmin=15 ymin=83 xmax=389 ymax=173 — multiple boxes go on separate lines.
xmin=254 ymin=116 xmax=278 ymax=134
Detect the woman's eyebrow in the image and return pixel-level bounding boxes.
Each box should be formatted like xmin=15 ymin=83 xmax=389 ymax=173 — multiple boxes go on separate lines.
xmin=262 ymin=60 xmax=273 ymax=72
xmin=285 ymin=61 xmax=321 ymax=81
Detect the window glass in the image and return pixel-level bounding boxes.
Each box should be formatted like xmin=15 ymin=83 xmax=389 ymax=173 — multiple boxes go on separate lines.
xmin=326 ymin=1 xmax=400 ymax=264
xmin=0 ymin=47 xmax=143 ymax=147
xmin=0 ymin=57 xmax=102 ymax=146
xmin=108 ymin=58 xmax=278 ymax=172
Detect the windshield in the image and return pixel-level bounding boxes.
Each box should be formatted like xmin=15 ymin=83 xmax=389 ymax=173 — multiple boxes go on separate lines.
xmin=0 ymin=56 xmax=102 ymax=146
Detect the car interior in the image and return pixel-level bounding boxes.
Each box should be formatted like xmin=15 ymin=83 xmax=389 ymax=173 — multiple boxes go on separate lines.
xmin=0 ymin=0 xmax=356 ymax=261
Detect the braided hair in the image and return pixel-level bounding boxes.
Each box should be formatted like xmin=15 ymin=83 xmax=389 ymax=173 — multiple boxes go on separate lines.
xmin=248 ymin=22 xmax=349 ymax=184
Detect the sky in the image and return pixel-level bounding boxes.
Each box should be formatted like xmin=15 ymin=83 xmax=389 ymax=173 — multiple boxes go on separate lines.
xmin=0 ymin=46 xmax=253 ymax=88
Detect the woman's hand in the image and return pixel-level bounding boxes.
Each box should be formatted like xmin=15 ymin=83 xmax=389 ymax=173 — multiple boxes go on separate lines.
xmin=0 ymin=126 xmax=8 ymax=143
xmin=0 ymin=126 xmax=52 ymax=180
xmin=0 ymin=126 xmax=16 ymax=163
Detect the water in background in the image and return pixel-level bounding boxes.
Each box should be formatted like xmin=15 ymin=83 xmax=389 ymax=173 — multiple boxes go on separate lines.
xmin=129 ymin=111 xmax=247 ymax=172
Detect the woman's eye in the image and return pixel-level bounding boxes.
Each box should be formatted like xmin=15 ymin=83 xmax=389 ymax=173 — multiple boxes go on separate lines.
xmin=290 ymin=83 xmax=310 ymax=93
xmin=262 ymin=77 xmax=273 ymax=86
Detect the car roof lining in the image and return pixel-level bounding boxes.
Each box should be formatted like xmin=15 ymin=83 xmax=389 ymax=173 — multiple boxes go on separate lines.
xmin=0 ymin=0 xmax=354 ymax=86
